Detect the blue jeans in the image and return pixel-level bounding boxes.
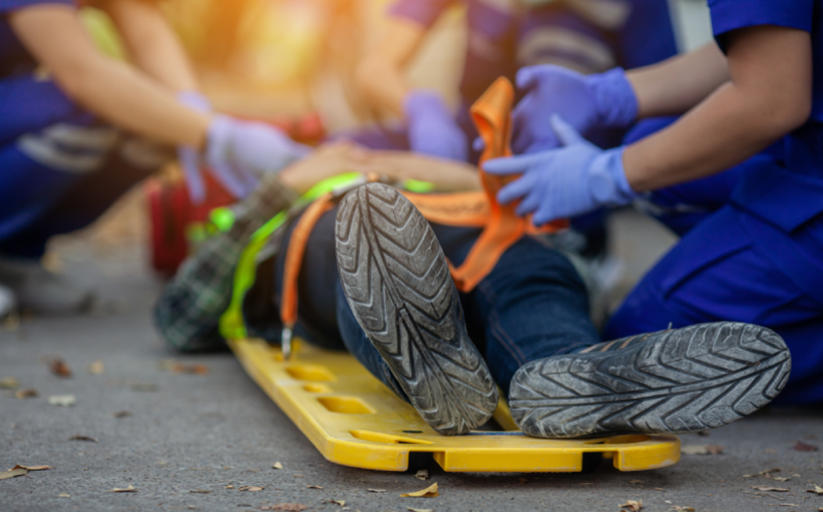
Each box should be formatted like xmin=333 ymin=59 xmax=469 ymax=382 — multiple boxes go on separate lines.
xmin=273 ymin=205 xmax=599 ymax=398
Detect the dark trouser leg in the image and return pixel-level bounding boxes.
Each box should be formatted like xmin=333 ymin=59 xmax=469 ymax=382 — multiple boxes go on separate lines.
xmin=0 ymin=73 xmax=158 ymax=258
xmin=274 ymin=205 xmax=599 ymax=400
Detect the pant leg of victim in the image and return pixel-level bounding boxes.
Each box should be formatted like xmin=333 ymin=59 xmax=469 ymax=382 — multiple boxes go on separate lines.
xmin=448 ymin=231 xmax=602 ymax=397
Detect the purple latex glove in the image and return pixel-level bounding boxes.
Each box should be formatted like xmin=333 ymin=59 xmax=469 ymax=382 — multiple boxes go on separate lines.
xmin=484 ymin=115 xmax=636 ymax=226
xmin=176 ymin=91 xmax=212 ymax=203
xmin=205 ymin=115 xmax=311 ymax=199
xmin=510 ymin=66 xmax=638 ymax=154
xmin=404 ymin=90 xmax=468 ymax=162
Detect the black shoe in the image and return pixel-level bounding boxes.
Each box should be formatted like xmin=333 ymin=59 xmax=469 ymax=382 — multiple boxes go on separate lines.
xmin=509 ymin=322 xmax=791 ymax=438
xmin=335 ymin=183 xmax=498 ymax=435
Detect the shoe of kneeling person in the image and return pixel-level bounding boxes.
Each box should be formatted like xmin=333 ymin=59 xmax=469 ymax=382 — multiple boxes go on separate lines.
xmin=0 ymin=257 xmax=93 ymax=315
xmin=509 ymin=322 xmax=791 ymax=439
xmin=0 ymin=283 xmax=16 ymax=319
xmin=335 ymin=183 xmax=498 ymax=435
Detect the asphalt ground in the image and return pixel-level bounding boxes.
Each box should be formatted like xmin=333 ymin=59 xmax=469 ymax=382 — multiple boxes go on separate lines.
xmin=2 ymin=209 xmax=822 ymax=512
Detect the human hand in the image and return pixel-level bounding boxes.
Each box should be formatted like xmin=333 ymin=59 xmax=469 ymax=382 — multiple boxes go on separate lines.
xmin=511 ymin=66 xmax=638 ymax=154
xmin=484 ymin=115 xmax=635 ymax=225
xmin=404 ymin=90 xmax=468 ymax=162
xmin=205 ymin=115 xmax=311 ymax=199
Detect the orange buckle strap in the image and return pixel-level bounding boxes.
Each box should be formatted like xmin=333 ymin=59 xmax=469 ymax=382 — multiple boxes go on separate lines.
xmin=412 ymin=77 xmax=568 ymax=293
xmin=279 ymin=192 xmax=335 ymax=359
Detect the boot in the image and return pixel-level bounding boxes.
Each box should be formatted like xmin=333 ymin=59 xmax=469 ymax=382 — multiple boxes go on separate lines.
xmin=335 ymin=183 xmax=498 ymax=435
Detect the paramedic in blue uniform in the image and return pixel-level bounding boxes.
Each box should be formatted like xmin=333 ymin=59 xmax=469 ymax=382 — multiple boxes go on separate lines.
xmin=0 ymin=0 xmax=308 ymax=315
xmin=484 ymin=0 xmax=823 ymax=405
xmin=353 ymin=0 xmax=678 ymax=164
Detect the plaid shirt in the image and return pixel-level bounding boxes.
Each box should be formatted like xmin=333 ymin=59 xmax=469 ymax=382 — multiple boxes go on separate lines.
xmin=153 ymin=176 xmax=297 ymax=352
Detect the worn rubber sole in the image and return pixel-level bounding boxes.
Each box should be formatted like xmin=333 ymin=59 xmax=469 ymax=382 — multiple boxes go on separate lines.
xmin=510 ymin=322 xmax=791 ymax=438
xmin=335 ymin=183 xmax=498 ymax=435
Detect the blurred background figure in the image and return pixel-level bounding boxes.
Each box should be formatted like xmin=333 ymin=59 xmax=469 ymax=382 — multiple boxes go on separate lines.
xmin=349 ymin=0 xmax=679 ymax=163
xmin=0 ymin=0 xmax=307 ymax=317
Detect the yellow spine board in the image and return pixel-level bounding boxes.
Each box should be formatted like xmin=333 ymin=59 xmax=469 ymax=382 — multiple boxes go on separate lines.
xmin=230 ymin=338 xmax=681 ymax=473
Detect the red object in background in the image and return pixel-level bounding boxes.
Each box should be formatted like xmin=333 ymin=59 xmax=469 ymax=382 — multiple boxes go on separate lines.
xmin=146 ymin=173 xmax=236 ymax=277
xmin=147 ymin=112 xmax=326 ymax=276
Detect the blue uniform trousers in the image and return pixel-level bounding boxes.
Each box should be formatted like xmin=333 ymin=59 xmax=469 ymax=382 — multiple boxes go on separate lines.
xmin=607 ymin=119 xmax=823 ymax=405
xmin=0 ymin=73 xmax=160 ymax=258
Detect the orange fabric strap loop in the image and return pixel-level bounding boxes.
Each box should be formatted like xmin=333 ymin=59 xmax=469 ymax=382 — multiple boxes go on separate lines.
xmin=280 ymin=192 xmax=335 ymax=327
xmin=447 ymin=77 xmax=567 ymax=293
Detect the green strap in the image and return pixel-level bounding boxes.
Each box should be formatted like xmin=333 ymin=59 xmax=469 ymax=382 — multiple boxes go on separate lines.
xmin=218 ymin=173 xmax=363 ymax=340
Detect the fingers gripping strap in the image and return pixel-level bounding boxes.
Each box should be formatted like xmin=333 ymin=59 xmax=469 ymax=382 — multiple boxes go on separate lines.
xmin=280 ymin=193 xmax=335 ymax=328
xmin=449 ymin=77 xmax=567 ymax=292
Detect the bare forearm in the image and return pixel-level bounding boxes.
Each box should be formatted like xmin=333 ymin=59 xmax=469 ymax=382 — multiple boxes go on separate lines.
xmin=363 ymin=150 xmax=481 ymax=191
xmin=627 ymin=43 xmax=730 ymax=118
xmin=103 ymin=0 xmax=198 ymax=91
xmin=624 ymin=27 xmax=812 ymax=192
xmin=356 ymin=18 xmax=426 ymax=117
xmin=624 ymin=84 xmax=777 ymax=190
xmin=69 ymin=57 xmax=208 ymax=147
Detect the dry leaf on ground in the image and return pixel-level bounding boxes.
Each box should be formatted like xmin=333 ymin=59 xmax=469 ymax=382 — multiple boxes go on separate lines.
xmin=306 ymin=485 xmax=322 ymax=489
xmin=0 ymin=468 xmax=28 ymax=480
xmin=743 ymin=468 xmax=781 ymax=478
xmin=629 ymin=479 xmax=643 ymax=485
xmin=58 ymin=493 xmax=70 ymax=498
xmin=673 ymin=507 xmax=696 ymax=512
xmin=11 ymin=465 xmax=50 ymax=471
xmin=225 ymin=485 xmax=234 ymax=489
xmin=329 ymin=499 xmax=345 ymax=506
xmin=368 ymin=488 xmax=386 ymax=493
xmin=171 ymin=363 xmax=209 ymax=375
xmin=15 ymin=388 xmax=37 ymax=399
xmin=238 ymin=486 xmax=264 ymax=492
xmin=620 ymin=499 xmax=643 ymax=511
xmin=681 ymin=445 xmax=723 ymax=455
xmin=189 ymin=490 xmax=210 ymax=494
xmin=400 ymin=482 xmax=439 ymax=498
xmin=407 ymin=508 xmax=433 ymax=512
xmin=87 ymin=360 xmax=104 ymax=375
xmin=415 ymin=469 xmax=429 ymax=480
xmin=48 ymin=359 xmax=72 ymax=378
xmin=0 ymin=377 xmax=19 ymax=389
xmin=794 ymin=441 xmax=819 ymax=452
xmin=751 ymin=486 xmax=790 ymax=492
xmin=109 ymin=485 xmax=137 ymax=493
xmin=260 ymin=504 xmax=309 ymax=512
xmin=807 ymin=485 xmax=823 ymax=495
xmin=272 ymin=462 xmax=283 ymax=469
xmin=773 ymin=477 xmax=792 ymax=482
xmin=48 ymin=395 xmax=75 ymax=407
xmin=69 ymin=435 xmax=97 ymax=442
xmin=113 ymin=411 xmax=132 ymax=418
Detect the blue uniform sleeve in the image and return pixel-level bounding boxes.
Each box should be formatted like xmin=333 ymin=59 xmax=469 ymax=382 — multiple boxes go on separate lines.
xmin=0 ymin=0 xmax=74 ymax=14
xmin=387 ymin=0 xmax=457 ymax=29
xmin=708 ymin=0 xmax=814 ymax=52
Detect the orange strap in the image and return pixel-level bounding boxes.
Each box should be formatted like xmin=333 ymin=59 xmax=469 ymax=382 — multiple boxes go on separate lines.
xmin=280 ymin=192 xmax=335 ymax=327
xmin=278 ymin=78 xmax=568 ymax=330
xmin=444 ymin=77 xmax=567 ymax=292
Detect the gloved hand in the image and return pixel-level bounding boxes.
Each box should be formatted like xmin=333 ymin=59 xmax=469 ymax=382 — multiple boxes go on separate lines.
xmin=204 ymin=115 xmax=311 ymax=199
xmin=176 ymin=90 xmax=212 ymax=203
xmin=510 ymin=66 xmax=638 ymax=154
xmin=484 ymin=115 xmax=636 ymax=226
xmin=404 ymin=90 xmax=468 ymax=162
